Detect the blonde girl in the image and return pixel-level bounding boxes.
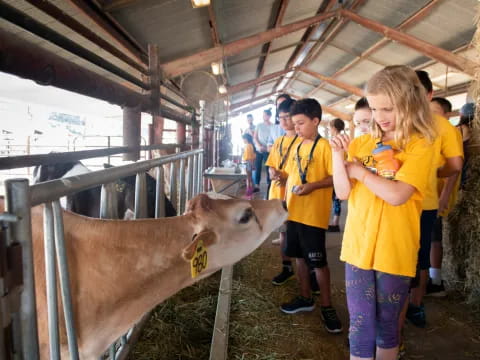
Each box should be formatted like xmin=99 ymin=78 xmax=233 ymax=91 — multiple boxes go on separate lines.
xmin=330 ymin=65 xmax=436 ymax=360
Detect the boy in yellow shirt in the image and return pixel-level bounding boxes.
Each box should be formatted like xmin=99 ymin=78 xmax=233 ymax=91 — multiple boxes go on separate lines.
xmin=266 ymin=98 xmax=301 ymax=285
xmin=280 ymin=98 xmax=342 ymax=334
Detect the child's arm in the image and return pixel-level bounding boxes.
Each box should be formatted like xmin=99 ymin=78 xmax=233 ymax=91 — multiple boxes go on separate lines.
xmin=295 ymin=176 xmax=332 ymax=195
xmin=330 ymin=135 xmax=352 ymax=200
xmin=346 ymin=162 xmax=416 ymax=206
xmin=437 ymin=156 xmax=463 ymax=178
xmin=439 ymin=173 xmax=459 ymax=214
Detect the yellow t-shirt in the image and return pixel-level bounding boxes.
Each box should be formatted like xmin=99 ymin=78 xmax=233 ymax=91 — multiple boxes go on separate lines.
xmin=284 ymin=137 xmax=333 ymax=229
xmin=242 ymin=143 xmax=255 ymax=161
xmin=437 ymin=127 xmax=463 ymax=217
xmin=422 ymin=114 xmax=464 ymax=210
xmin=265 ymin=135 xmax=301 ymax=200
xmin=340 ymin=134 xmax=434 ymax=277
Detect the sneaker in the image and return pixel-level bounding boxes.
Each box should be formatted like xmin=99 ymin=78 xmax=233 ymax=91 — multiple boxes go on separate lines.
xmin=310 ymin=271 xmax=320 ymax=295
xmin=327 ymin=225 xmax=341 ymax=232
xmin=426 ymin=279 xmax=447 ymax=298
xmin=271 ymin=237 xmax=281 ymax=245
xmin=272 ymin=267 xmax=294 ymax=286
xmin=280 ymin=296 xmax=315 ymax=314
xmin=406 ymin=303 xmax=426 ymax=328
xmin=320 ymin=306 xmax=343 ymax=334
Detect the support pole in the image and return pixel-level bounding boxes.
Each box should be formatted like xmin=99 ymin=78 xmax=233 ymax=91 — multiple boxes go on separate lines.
xmin=123 ymin=107 xmax=141 ymax=161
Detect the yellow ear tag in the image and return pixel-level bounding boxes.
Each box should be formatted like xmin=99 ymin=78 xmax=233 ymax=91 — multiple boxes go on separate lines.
xmin=190 ymin=239 xmax=208 ymax=279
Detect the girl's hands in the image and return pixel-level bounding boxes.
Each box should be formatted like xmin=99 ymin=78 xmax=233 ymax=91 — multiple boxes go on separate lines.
xmin=329 ymin=134 xmax=351 ymax=153
xmin=345 ymin=159 xmax=368 ymax=182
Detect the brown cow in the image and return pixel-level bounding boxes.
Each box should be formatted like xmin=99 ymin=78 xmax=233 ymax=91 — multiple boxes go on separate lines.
xmin=1 ymin=193 xmax=287 ymax=359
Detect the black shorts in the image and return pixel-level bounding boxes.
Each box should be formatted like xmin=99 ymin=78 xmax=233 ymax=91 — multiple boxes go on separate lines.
xmin=417 ymin=210 xmax=437 ymax=270
xmin=284 ymin=221 xmax=327 ymax=268
xmin=432 ymin=216 xmax=443 ymax=243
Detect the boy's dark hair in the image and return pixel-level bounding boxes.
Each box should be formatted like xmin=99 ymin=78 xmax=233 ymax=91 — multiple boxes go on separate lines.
xmin=331 ymin=118 xmax=345 ymax=132
xmin=276 ymin=93 xmax=292 ymax=105
xmin=415 ymin=70 xmax=433 ymax=94
xmin=431 ymin=97 xmax=452 ymax=114
xmin=290 ymin=98 xmax=322 ymax=121
xmin=355 ymin=97 xmax=370 ymax=111
xmin=247 ymin=113 xmax=253 ymax=119
xmin=264 ymin=108 xmax=272 ymax=116
xmin=277 ymin=98 xmax=295 ymax=114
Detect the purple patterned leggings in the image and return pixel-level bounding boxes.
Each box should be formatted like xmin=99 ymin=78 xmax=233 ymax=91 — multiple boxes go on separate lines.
xmin=345 ymin=263 xmax=411 ymax=358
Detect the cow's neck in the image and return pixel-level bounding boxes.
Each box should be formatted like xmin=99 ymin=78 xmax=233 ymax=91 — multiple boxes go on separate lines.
xmin=51 ymin=213 xmax=200 ymax=358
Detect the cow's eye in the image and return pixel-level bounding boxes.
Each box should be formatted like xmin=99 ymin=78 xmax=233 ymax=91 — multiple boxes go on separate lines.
xmin=238 ymin=208 xmax=253 ymax=224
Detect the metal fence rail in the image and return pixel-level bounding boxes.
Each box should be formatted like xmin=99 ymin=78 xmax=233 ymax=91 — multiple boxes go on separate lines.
xmin=1 ymin=147 xmax=205 ymax=360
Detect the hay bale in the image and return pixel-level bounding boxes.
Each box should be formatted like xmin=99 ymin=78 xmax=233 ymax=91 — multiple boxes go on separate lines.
xmin=444 ymin=153 xmax=480 ymax=303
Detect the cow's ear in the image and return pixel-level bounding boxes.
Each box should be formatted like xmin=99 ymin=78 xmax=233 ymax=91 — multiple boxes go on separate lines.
xmin=181 ymin=230 xmax=217 ymax=261
xmin=186 ymin=194 xmax=212 ymax=213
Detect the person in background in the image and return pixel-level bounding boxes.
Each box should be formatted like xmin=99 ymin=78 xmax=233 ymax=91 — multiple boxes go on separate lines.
xmin=403 ymin=71 xmax=463 ymax=330
xmin=266 ymin=98 xmax=301 ymax=285
xmin=253 ymin=109 xmax=273 ymax=192
xmin=242 ymin=133 xmax=256 ymax=199
xmin=353 ymin=97 xmax=371 ymax=136
xmin=268 ymin=94 xmax=290 ymax=150
xmin=280 ymin=98 xmax=343 ymax=334
xmin=457 ymin=102 xmax=474 ymax=189
xmin=332 ymin=65 xmax=436 ymax=360
xmin=426 ymin=97 xmax=461 ymax=297
xmin=328 ymin=118 xmax=345 ymax=233
xmin=244 ymin=114 xmax=256 ymax=137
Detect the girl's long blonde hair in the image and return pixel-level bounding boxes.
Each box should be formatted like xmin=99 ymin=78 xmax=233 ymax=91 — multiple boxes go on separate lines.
xmin=365 ymin=65 xmax=436 ymax=148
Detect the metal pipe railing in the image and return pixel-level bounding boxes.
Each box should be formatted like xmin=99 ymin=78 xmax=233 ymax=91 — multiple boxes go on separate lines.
xmin=29 ymin=150 xmax=203 ymax=207
xmin=0 ymin=144 xmax=181 ymax=170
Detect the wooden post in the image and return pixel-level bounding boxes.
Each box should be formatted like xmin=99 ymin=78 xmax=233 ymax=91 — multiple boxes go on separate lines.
xmin=152 ymin=115 xmax=164 ymax=144
xmin=123 ymin=107 xmax=141 ymax=161
xmin=176 ymin=123 xmax=186 ymax=150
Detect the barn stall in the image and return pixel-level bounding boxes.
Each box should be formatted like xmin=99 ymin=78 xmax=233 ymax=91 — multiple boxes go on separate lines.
xmin=0 ymin=0 xmax=480 ymax=359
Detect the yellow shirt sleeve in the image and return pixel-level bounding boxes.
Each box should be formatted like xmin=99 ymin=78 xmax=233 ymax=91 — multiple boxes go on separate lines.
xmin=435 ymin=114 xmax=464 ymax=160
xmin=265 ymin=137 xmax=282 ymax=168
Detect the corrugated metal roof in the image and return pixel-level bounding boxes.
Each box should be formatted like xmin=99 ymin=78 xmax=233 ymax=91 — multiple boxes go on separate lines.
xmin=307 ymin=44 xmax=356 ymax=77
xmin=356 ymin=0 xmax=431 ymax=28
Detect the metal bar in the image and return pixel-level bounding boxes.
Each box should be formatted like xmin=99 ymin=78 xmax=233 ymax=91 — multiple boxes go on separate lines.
xmin=43 ymin=203 xmax=60 ymax=360
xmin=170 ymin=162 xmax=178 ymax=215
xmin=0 ymin=2 xmax=148 ymax=90
xmin=187 ymin=155 xmax=194 ymax=201
xmin=29 ymin=149 xmax=203 ymax=207
xmin=4 ymin=179 xmax=40 ymax=359
xmin=52 ymin=201 xmax=80 ymax=360
xmin=155 ymin=166 xmax=166 ymax=218
xmin=209 ymin=265 xmax=233 ymax=360
xmin=134 ymin=173 xmax=148 ymax=219
xmin=0 ymin=144 xmax=181 ymax=170
xmin=100 ymin=184 xmax=120 ymax=219
xmin=199 ymin=153 xmax=204 ymax=193
xmin=178 ymin=159 xmax=186 ymax=215
xmin=192 ymin=154 xmax=198 ymax=197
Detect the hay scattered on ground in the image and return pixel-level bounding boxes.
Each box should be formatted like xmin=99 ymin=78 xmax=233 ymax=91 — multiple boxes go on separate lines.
xmin=128 ymin=272 xmax=220 ymax=360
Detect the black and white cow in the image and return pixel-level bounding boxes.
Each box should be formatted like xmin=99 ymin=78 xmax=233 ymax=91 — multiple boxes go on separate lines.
xmin=32 ymin=161 xmax=176 ymax=218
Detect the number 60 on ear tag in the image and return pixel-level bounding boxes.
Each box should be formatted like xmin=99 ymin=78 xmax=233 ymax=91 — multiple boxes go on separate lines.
xmin=190 ymin=239 xmax=208 ymax=278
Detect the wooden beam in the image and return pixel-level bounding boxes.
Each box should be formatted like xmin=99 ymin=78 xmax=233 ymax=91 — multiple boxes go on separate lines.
xmin=300 ymin=67 xmax=363 ymax=97
xmin=340 ymin=9 xmax=478 ymax=76
xmin=230 ymin=93 xmax=275 ymax=111
xmin=208 ymin=3 xmax=221 ymax=46
xmin=65 ymin=0 xmax=147 ymax=63
xmin=228 ymin=68 xmax=292 ymax=95
xmin=330 ymin=0 xmax=443 ymax=80
xmin=322 ymin=105 xmax=352 ymax=122
xmin=162 ymin=10 xmax=337 ymax=78
xmin=253 ymin=0 xmax=290 ymax=99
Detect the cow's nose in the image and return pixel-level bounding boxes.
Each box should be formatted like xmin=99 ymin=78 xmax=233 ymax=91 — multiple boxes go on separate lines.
xmin=282 ymin=200 xmax=288 ymax=211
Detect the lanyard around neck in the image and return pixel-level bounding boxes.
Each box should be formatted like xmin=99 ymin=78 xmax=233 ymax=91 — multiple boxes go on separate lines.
xmin=296 ymin=134 xmax=321 ymax=184
xmin=278 ymin=134 xmax=298 ymax=170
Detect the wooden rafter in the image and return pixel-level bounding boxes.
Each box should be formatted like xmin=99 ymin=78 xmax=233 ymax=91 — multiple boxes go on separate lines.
xmin=273 ymin=0 xmax=337 ymax=93
xmin=66 ymin=0 xmax=147 ymax=63
xmin=230 ymin=101 xmax=273 ymax=117
xmin=162 ymin=10 xmax=336 ymax=78
xmin=301 ymin=68 xmax=363 ymax=97
xmin=340 ymin=9 xmax=478 ymax=76
xmin=208 ymin=3 xmax=220 ymax=46
xmin=252 ymin=0 xmax=290 ymax=99
xmin=227 ymin=68 xmax=292 ymax=95
xmin=322 ymin=105 xmax=353 ymax=122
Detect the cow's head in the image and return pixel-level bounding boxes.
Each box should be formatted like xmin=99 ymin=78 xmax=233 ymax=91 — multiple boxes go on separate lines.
xmin=182 ymin=193 xmax=287 ymax=272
